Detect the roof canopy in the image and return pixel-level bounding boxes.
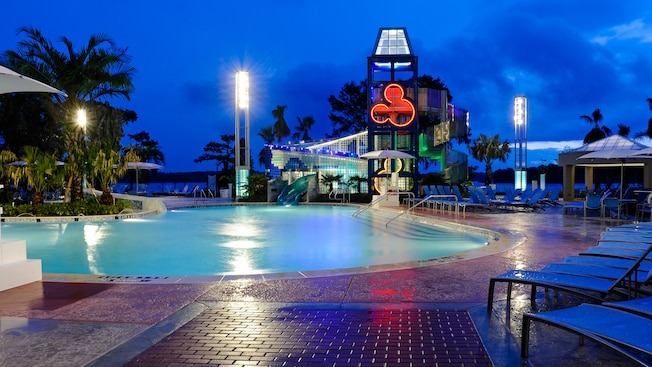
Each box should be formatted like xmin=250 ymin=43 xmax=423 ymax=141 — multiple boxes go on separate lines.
xmin=568 ymin=134 xmax=648 ymax=153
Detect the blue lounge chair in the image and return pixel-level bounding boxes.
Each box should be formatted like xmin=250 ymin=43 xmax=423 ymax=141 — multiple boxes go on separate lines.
xmin=521 ymin=304 xmax=652 ymax=365
xmin=487 ymin=244 xmax=652 ymax=311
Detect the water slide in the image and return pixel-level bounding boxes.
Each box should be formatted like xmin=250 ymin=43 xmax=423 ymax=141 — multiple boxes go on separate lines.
xmin=277 ymin=174 xmax=316 ymax=206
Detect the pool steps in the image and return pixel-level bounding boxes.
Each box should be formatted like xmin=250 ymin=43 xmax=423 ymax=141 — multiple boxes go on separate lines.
xmin=0 ymin=240 xmax=41 ymax=291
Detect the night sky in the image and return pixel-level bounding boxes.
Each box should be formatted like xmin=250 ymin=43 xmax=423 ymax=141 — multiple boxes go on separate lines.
xmin=2 ymin=1 xmax=651 ymax=172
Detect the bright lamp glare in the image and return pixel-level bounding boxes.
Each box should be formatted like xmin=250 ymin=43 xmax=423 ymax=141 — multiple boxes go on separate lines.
xmin=77 ymin=109 xmax=87 ymax=128
xmin=236 ymin=71 xmax=249 ymax=110
xmin=514 ymin=96 xmax=526 ymax=126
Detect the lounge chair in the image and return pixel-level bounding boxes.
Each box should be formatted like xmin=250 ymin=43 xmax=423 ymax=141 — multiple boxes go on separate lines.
xmin=521 ymin=303 xmax=652 ymax=365
xmin=601 ymin=196 xmax=625 ymax=219
xmin=487 ymin=244 xmax=652 ymax=311
xmin=451 ymin=185 xmax=486 ymax=214
xmin=541 ymin=262 xmax=649 ymax=282
xmin=541 ymin=187 xmax=561 ymax=206
xmin=562 ymin=193 xmax=602 ymax=216
xmin=564 ymin=255 xmax=652 ymax=273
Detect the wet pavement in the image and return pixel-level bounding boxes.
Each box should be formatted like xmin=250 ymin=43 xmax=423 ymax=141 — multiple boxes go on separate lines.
xmin=0 ymin=202 xmax=643 ymax=366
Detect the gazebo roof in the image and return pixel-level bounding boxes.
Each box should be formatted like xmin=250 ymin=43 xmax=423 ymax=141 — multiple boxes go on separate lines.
xmin=569 ymin=135 xmax=648 ymax=153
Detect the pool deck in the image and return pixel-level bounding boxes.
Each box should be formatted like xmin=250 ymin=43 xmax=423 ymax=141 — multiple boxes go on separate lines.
xmin=0 ymin=199 xmax=641 ymax=366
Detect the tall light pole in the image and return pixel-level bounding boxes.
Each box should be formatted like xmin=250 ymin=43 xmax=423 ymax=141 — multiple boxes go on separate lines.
xmin=513 ymin=96 xmax=528 ymax=191
xmin=77 ymin=108 xmax=88 ymax=191
xmin=234 ymin=71 xmax=250 ymax=201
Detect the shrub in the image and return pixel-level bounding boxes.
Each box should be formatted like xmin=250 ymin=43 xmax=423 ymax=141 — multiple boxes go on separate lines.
xmin=0 ymin=199 xmax=133 ymax=217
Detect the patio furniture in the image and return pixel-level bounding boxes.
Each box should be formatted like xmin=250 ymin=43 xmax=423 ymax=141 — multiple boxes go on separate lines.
xmin=487 ymin=244 xmax=652 ymax=312
xmin=521 ymin=304 xmax=652 ymax=366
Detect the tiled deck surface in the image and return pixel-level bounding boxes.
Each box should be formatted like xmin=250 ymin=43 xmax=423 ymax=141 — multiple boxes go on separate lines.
xmin=0 ymin=200 xmax=644 ymax=366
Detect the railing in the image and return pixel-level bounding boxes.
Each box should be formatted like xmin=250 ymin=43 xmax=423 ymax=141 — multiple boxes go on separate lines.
xmin=352 ymin=193 xmax=390 ymax=217
xmin=329 ymin=189 xmax=350 ymax=203
xmin=388 ymin=194 xmax=459 ymax=227
xmin=352 ymin=191 xmax=416 ymax=217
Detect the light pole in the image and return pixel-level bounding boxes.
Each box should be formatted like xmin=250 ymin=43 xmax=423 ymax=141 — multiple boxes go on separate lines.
xmin=513 ymin=96 xmax=528 ymax=191
xmin=77 ymin=109 xmax=88 ymax=191
xmin=234 ymin=71 xmax=250 ymax=201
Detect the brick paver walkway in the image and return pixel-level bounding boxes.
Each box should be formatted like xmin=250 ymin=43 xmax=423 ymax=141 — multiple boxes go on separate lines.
xmin=125 ymin=304 xmax=492 ymax=367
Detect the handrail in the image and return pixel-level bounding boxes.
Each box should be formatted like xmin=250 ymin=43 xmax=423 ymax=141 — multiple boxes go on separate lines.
xmin=329 ymin=188 xmax=350 ymax=203
xmin=386 ymin=194 xmax=458 ymax=227
xmin=352 ymin=190 xmax=416 ymax=217
xmin=352 ymin=193 xmax=390 ymax=217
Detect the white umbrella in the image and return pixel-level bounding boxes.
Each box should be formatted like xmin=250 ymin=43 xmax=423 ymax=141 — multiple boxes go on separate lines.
xmin=360 ymin=150 xmax=415 ymax=194
xmin=7 ymin=160 xmax=65 ymax=166
xmin=127 ymin=162 xmax=164 ymax=193
xmin=360 ymin=150 xmax=415 ymax=159
xmin=0 ymin=65 xmax=67 ymax=96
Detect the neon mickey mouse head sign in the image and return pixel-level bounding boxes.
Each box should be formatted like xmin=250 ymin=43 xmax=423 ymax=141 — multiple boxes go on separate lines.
xmin=370 ymin=83 xmax=416 ymax=127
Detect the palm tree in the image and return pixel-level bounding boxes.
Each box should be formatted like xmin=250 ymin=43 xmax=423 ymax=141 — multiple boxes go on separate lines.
xmin=347 ymin=175 xmax=367 ymax=193
xmin=272 ymin=105 xmax=290 ymax=142
xmin=89 ymin=145 xmax=133 ymax=205
xmin=0 ymin=150 xmax=18 ymax=203
xmin=258 ymin=125 xmax=275 ymax=168
xmin=580 ymin=108 xmax=611 ymax=144
xmin=12 ymin=146 xmax=59 ymax=206
xmin=292 ymin=116 xmax=315 ymax=141
xmin=468 ymin=134 xmax=510 ymax=186
xmin=617 ymin=123 xmax=630 ymax=137
xmin=320 ymin=174 xmax=343 ymax=192
xmin=5 ymin=27 xmax=136 ymax=201
xmin=635 ymin=98 xmax=652 ymax=139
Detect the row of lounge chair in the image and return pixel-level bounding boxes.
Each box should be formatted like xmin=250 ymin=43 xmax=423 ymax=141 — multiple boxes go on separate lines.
xmin=488 ymin=222 xmax=652 ymax=365
xmin=406 ymin=185 xmax=561 ymax=214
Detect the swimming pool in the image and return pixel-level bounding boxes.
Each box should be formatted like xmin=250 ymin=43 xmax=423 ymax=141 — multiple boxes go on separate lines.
xmin=2 ymin=205 xmax=489 ymax=276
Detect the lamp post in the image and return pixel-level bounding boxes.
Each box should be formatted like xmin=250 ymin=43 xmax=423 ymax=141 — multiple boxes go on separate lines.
xmin=77 ymin=108 xmax=88 ymax=192
xmin=514 ymin=96 xmax=528 ymax=191
xmin=234 ymin=71 xmax=250 ymax=201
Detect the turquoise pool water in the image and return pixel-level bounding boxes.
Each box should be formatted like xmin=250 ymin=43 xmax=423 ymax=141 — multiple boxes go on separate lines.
xmin=2 ymin=206 xmax=488 ymax=276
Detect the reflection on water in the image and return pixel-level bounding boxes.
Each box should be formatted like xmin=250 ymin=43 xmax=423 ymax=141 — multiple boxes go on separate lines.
xmin=1 ymin=206 xmax=488 ymax=276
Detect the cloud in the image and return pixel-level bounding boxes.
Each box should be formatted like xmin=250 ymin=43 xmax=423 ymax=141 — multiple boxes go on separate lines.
xmin=592 ymin=19 xmax=652 ymax=45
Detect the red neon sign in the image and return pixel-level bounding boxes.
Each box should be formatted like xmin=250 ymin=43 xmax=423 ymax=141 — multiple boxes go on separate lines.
xmin=370 ymin=83 xmax=416 ymax=127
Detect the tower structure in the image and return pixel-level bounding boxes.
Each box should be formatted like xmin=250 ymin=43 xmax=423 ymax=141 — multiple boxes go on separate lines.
xmin=367 ymin=28 xmax=419 ymax=195
xmin=234 ymin=71 xmax=250 ymax=200
xmin=514 ymin=96 xmax=528 ymax=190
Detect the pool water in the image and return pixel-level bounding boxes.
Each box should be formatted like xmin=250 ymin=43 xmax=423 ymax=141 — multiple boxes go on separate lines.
xmin=2 ymin=206 xmax=488 ymax=276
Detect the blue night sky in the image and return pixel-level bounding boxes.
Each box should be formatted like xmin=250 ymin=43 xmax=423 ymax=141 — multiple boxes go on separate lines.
xmin=2 ymin=1 xmax=652 ymax=172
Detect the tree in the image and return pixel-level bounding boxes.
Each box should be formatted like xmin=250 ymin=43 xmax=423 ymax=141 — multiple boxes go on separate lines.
xmin=580 ymin=108 xmax=611 ymax=144
xmin=257 ymin=125 xmax=275 ymax=168
xmin=123 ymin=131 xmax=165 ymax=164
xmin=272 ymin=105 xmax=290 ymax=142
xmin=4 ymin=27 xmax=136 ymax=202
xmin=194 ymin=134 xmax=234 ymax=173
xmin=617 ymin=123 xmax=630 ymax=137
xmin=346 ymin=175 xmax=367 ymax=194
xmin=320 ymin=173 xmax=343 ymax=192
xmin=468 ymin=134 xmax=510 ymax=186
xmin=327 ymin=80 xmax=367 ymax=138
xmin=635 ymin=98 xmax=652 ymax=139
xmin=417 ymin=75 xmax=453 ymax=102
xmin=292 ymin=115 xmax=315 ymax=141
xmin=12 ymin=146 xmax=60 ymax=206
xmin=89 ymin=145 xmax=132 ymax=205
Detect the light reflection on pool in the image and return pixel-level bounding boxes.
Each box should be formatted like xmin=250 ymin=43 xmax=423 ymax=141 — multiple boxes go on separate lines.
xmin=1 ymin=206 xmax=489 ymax=276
